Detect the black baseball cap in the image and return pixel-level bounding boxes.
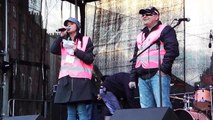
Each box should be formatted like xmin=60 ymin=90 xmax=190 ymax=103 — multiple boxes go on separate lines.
xmin=139 ymin=6 xmax=160 ymax=15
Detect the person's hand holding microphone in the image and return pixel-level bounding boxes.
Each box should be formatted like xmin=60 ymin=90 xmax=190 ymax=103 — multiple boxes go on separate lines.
xmin=56 ymin=26 xmax=71 ymax=37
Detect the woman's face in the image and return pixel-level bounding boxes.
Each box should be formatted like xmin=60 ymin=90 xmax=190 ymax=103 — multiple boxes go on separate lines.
xmin=66 ymin=21 xmax=78 ymax=34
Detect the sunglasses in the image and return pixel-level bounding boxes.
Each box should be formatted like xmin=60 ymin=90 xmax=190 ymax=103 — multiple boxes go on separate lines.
xmin=142 ymin=13 xmax=153 ymax=17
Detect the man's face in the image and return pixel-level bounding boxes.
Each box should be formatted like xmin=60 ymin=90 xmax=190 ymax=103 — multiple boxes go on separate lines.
xmin=140 ymin=12 xmax=159 ymax=28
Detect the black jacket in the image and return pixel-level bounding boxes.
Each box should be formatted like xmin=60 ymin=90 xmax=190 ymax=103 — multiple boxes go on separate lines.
xmin=51 ymin=34 xmax=95 ymax=103
xmin=102 ymin=72 xmax=140 ymax=108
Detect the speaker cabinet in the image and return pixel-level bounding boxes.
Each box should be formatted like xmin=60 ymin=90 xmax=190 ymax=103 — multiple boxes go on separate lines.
xmin=111 ymin=107 xmax=178 ymax=120
xmin=3 ymin=115 xmax=44 ymax=120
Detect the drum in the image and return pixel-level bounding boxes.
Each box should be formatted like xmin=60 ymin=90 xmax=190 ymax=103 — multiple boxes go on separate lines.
xmin=194 ymin=88 xmax=211 ymax=111
xmin=175 ymin=109 xmax=209 ymax=120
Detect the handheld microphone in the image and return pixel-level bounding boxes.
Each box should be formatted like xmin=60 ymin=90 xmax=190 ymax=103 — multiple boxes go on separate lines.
xmin=174 ymin=18 xmax=190 ymax=22
xmin=56 ymin=27 xmax=71 ymax=32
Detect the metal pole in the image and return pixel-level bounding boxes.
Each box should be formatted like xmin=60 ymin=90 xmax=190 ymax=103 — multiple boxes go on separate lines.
xmin=75 ymin=0 xmax=78 ymax=19
xmin=70 ymin=3 xmax=72 ymax=17
xmin=157 ymin=41 xmax=162 ymax=107
xmin=2 ymin=0 xmax=9 ymax=117
xmin=210 ymin=85 xmax=213 ymax=120
xmin=183 ymin=0 xmax=186 ymax=92
xmin=4 ymin=0 xmax=8 ymax=53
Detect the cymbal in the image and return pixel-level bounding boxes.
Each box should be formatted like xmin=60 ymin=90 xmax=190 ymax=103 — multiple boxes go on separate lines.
xmin=202 ymin=75 xmax=213 ymax=85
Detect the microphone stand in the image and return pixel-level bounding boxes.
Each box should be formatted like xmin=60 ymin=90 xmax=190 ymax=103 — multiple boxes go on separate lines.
xmin=130 ymin=21 xmax=182 ymax=107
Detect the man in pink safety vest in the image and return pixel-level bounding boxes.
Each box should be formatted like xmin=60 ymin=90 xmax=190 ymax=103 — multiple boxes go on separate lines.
xmin=129 ymin=6 xmax=179 ymax=109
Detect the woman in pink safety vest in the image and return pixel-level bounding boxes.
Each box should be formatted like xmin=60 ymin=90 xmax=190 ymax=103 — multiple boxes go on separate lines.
xmin=51 ymin=17 xmax=96 ymax=120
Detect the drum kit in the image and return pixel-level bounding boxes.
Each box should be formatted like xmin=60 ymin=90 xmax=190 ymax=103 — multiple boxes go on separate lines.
xmin=170 ymin=75 xmax=213 ymax=120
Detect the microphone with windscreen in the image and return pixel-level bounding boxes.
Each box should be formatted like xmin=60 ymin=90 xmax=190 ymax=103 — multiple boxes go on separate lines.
xmin=174 ymin=18 xmax=191 ymax=22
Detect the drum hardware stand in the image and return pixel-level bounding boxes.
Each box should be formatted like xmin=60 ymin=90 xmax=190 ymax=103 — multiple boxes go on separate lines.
xmin=183 ymin=93 xmax=193 ymax=111
xmin=183 ymin=94 xmax=188 ymax=110
xmin=209 ymin=85 xmax=213 ymax=120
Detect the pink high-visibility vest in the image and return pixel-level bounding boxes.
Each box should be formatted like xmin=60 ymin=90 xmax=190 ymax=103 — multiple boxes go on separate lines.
xmin=135 ymin=25 xmax=166 ymax=69
xmin=58 ymin=36 xmax=93 ymax=79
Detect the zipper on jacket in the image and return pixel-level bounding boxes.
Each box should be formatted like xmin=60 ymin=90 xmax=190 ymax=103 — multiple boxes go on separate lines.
xmin=71 ymin=78 xmax=73 ymax=92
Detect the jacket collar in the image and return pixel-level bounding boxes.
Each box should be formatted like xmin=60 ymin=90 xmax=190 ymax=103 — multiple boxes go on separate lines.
xmin=141 ymin=21 xmax=162 ymax=37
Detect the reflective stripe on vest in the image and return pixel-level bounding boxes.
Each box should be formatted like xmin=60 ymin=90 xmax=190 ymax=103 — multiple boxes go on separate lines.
xmin=58 ymin=36 xmax=93 ymax=79
xmin=135 ymin=25 xmax=166 ymax=69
